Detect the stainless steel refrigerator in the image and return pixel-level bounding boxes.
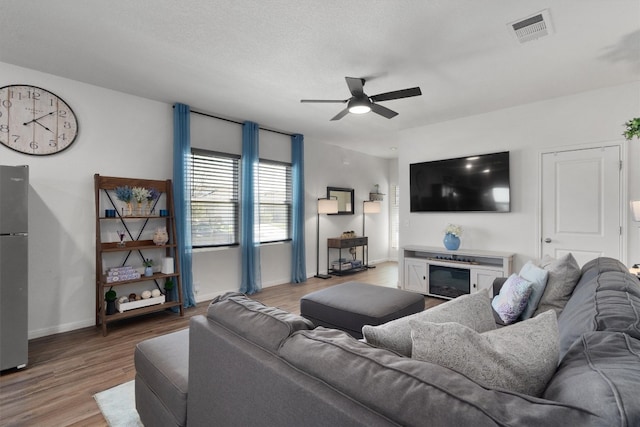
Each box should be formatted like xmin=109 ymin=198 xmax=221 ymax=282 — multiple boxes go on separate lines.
xmin=0 ymin=165 xmax=28 ymax=370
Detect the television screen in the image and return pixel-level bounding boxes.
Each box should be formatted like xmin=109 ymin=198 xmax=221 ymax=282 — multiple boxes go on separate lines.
xmin=410 ymin=151 xmax=510 ymax=212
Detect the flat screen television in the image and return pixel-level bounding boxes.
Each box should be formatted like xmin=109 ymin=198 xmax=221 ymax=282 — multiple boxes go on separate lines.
xmin=410 ymin=151 xmax=510 ymax=212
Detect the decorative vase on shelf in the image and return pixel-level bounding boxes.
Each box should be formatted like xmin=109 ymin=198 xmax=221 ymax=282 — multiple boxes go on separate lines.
xmin=106 ymin=300 xmax=116 ymax=315
xmin=153 ymin=227 xmax=169 ymax=246
xmin=124 ymin=202 xmax=133 ymax=216
xmin=144 ymin=266 xmax=153 ymax=277
xmin=443 ymin=233 xmax=460 ymax=250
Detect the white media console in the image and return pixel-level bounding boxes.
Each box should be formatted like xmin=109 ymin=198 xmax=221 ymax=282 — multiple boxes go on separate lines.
xmin=400 ymin=246 xmax=514 ymax=299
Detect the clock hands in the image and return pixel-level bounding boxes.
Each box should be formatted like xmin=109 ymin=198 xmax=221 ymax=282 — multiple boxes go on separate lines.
xmin=32 ymin=120 xmax=53 ymax=132
xmin=23 ymin=111 xmax=55 ymax=132
xmin=23 ymin=111 xmax=56 ymax=125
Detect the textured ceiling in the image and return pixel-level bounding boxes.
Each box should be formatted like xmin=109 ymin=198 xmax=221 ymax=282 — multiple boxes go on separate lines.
xmin=1 ymin=0 xmax=638 ymax=158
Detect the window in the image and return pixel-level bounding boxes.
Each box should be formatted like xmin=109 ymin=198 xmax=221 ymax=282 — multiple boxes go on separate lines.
xmin=190 ymin=149 xmax=239 ymax=247
xmin=257 ymin=160 xmax=292 ymax=243
xmin=189 ymin=150 xmax=291 ymax=247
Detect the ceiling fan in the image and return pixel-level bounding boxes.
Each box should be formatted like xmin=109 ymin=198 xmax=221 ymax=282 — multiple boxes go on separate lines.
xmin=300 ymin=77 xmax=422 ymax=121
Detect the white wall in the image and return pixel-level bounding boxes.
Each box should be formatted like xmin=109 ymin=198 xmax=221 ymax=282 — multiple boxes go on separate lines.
xmin=1 ymin=61 xmax=392 ymax=337
xmin=396 ymin=81 xmax=640 ymax=271
xmin=1 ymin=62 xmax=174 ymax=338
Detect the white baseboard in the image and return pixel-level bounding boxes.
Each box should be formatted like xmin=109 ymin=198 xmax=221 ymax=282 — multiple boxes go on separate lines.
xmin=29 ymin=319 xmax=95 ymax=340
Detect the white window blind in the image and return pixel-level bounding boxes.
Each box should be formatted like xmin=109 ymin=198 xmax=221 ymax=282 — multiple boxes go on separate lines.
xmin=190 ymin=149 xmax=239 ymax=247
xmin=257 ymin=160 xmax=292 ymax=243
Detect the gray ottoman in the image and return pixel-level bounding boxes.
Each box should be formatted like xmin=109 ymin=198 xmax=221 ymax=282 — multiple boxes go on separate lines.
xmin=135 ymin=328 xmax=189 ymax=427
xmin=300 ymin=282 xmax=425 ymax=338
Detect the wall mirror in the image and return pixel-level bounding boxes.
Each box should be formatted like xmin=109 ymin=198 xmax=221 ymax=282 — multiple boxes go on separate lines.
xmin=327 ymin=187 xmax=354 ymax=215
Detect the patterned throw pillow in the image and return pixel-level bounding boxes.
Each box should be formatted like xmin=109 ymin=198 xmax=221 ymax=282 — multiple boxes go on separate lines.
xmin=362 ymin=289 xmax=495 ymax=357
xmin=410 ymin=310 xmax=559 ymax=397
xmin=491 ymin=274 xmax=533 ymax=324
xmin=518 ymin=262 xmax=549 ymax=320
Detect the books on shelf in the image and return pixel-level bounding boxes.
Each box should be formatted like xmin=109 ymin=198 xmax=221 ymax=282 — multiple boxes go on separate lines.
xmin=331 ymin=260 xmax=363 ymax=270
xmin=105 ymin=266 xmax=141 ymax=283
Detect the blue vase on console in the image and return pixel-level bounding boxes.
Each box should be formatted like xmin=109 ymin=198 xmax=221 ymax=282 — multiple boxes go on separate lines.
xmin=443 ymin=233 xmax=460 ymax=250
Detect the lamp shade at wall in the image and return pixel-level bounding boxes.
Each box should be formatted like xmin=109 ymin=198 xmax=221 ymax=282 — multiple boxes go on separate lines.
xmin=363 ymin=200 xmax=381 ymax=214
xmin=318 ymin=198 xmax=339 ymax=214
xmin=632 ymin=201 xmax=640 ymax=222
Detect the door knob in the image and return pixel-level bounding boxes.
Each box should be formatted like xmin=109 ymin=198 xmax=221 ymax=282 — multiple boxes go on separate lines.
xmin=544 ymin=238 xmax=552 ymax=243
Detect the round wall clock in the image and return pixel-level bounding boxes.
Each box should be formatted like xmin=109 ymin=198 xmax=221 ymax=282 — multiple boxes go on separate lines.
xmin=0 ymin=84 xmax=79 ymax=156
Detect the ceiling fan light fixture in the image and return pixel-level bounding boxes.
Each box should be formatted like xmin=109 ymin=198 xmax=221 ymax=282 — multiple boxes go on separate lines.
xmin=348 ymin=98 xmax=371 ymax=114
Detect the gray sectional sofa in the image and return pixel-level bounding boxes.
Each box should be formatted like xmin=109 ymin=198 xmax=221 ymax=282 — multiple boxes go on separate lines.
xmin=135 ymin=257 xmax=640 ymax=426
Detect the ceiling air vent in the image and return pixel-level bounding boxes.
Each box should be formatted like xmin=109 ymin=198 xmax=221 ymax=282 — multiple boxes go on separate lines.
xmin=508 ymin=9 xmax=554 ymax=43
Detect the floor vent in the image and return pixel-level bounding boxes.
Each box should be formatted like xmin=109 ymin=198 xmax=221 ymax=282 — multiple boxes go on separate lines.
xmin=508 ymin=9 xmax=554 ymax=43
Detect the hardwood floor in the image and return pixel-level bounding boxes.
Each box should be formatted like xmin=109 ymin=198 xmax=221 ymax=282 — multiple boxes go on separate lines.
xmin=0 ymin=262 xmax=442 ymax=426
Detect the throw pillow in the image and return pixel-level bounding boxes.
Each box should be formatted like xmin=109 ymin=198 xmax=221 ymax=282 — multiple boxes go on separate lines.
xmin=362 ymin=289 xmax=495 ymax=357
xmin=533 ymin=253 xmax=581 ymax=317
xmin=491 ymin=274 xmax=533 ymax=324
xmin=410 ymin=310 xmax=559 ymax=397
xmin=518 ymin=261 xmax=549 ymax=320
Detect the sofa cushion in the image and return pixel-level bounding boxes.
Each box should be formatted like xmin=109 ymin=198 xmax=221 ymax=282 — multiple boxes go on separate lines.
xmin=491 ymin=273 xmax=533 ymax=324
xmin=410 ymin=310 xmax=558 ymax=396
xmin=207 ymin=292 xmax=314 ymax=352
xmin=280 ymin=327 xmax=602 ymax=426
xmin=577 ymin=256 xmax=629 ymax=286
xmin=518 ymin=261 xmax=549 ymax=320
xmin=556 ymin=267 xmax=640 ymax=359
xmin=544 ymin=331 xmax=640 ymax=426
xmin=362 ymin=289 xmax=495 ymax=357
xmin=533 ymin=253 xmax=581 ymax=317
xmin=134 ymin=328 xmax=189 ymax=427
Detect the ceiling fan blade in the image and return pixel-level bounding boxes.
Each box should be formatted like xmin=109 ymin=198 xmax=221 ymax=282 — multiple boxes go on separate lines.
xmin=300 ymin=99 xmax=347 ymax=103
xmin=345 ymin=77 xmax=365 ymax=97
xmin=370 ymin=103 xmax=398 ymax=119
xmin=370 ymin=87 xmax=422 ymax=102
xmin=330 ymin=108 xmax=350 ymax=121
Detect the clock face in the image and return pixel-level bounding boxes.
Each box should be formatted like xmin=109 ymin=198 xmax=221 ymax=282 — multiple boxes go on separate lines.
xmin=0 ymin=85 xmax=79 ymax=156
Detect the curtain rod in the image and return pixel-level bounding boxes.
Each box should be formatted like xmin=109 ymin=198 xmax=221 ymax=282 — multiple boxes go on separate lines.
xmin=173 ymin=105 xmax=294 ymax=137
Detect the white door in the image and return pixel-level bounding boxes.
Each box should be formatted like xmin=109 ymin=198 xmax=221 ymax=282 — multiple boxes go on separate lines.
xmin=540 ymin=146 xmax=622 ymax=267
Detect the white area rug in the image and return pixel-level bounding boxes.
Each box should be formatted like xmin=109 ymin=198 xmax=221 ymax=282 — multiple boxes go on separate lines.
xmin=94 ymin=380 xmax=143 ymax=427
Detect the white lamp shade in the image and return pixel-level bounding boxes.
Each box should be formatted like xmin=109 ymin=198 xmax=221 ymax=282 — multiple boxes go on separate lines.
xmin=631 ymin=200 xmax=640 ymax=222
xmin=363 ymin=200 xmax=381 ymax=214
xmin=318 ymin=198 xmax=338 ymax=214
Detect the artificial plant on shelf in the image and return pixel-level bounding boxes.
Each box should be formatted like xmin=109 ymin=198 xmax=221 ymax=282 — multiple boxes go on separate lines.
xmin=623 ymin=117 xmax=640 ymax=141
xmin=164 ymin=278 xmax=175 ymax=302
xmin=444 ymin=223 xmax=463 ymax=237
xmin=114 ymin=186 xmax=133 ymax=215
xmin=132 ymin=187 xmax=150 ymax=215
xmin=146 ymin=187 xmax=160 ymax=215
xmin=105 ymin=288 xmax=117 ymax=315
xmin=143 ymin=258 xmax=154 ymax=277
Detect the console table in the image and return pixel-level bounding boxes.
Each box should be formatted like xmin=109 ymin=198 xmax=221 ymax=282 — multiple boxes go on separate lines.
xmin=327 ymin=236 xmax=368 ymax=275
xmin=400 ymin=246 xmax=513 ymax=299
